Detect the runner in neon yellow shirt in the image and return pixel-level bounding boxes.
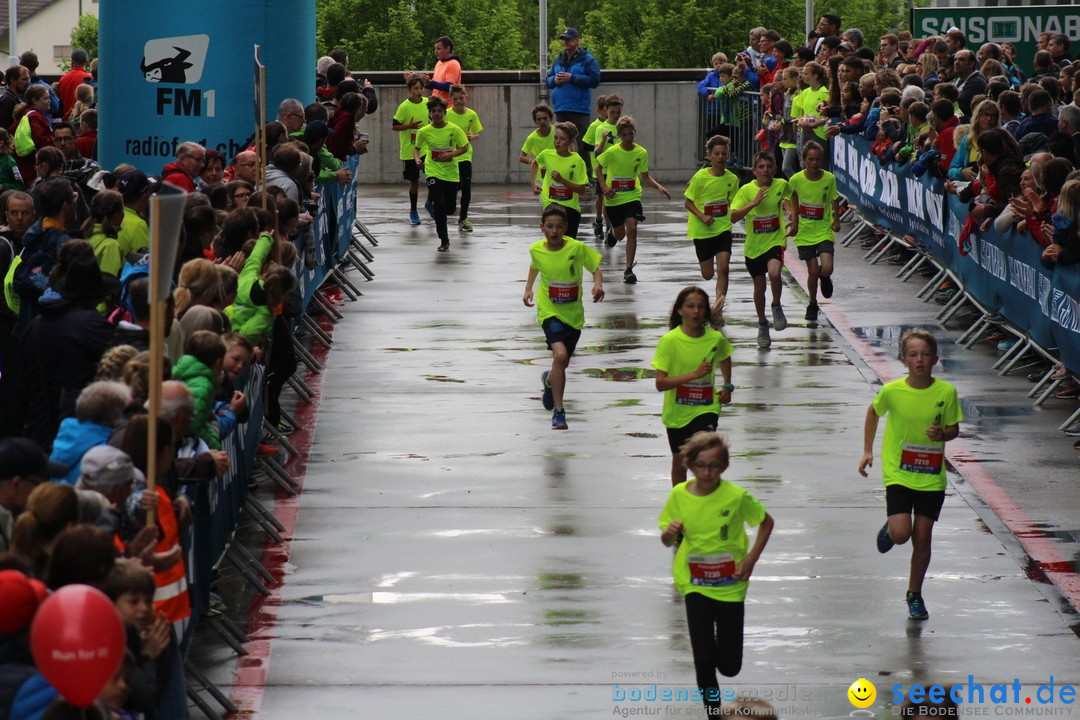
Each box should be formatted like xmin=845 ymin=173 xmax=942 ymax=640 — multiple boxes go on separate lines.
xmin=683 ymin=135 xmax=740 ymax=317
xmin=659 ymin=432 xmax=773 ymax=719
xmin=730 ymin=151 xmax=794 ymax=349
xmin=581 ymin=94 xmax=609 ymax=239
xmin=412 ymin=96 xmax=469 ymax=252
xmin=787 ymin=140 xmax=840 ymax=324
xmin=523 ymin=205 xmax=604 ymax=430
xmin=859 ymin=329 xmax=962 ymax=621
xmin=652 ymin=286 xmax=734 ymax=485
xmin=595 ymin=115 xmax=670 ymax=284
xmin=532 ymin=122 xmax=588 ymax=239
xmin=520 ymin=103 xmax=555 ymax=175
xmin=446 ymin=84 xmax=483 ymax=232
xmin=392 ymin=75 xmax=428 ymax=225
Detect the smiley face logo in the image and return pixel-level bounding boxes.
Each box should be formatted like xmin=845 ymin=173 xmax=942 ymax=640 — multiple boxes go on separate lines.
xmin=848 ymin=678 xmax=876 ymax=708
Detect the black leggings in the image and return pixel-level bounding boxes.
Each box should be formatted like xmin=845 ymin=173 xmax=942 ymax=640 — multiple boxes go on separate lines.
xmin=458 ymin=161 xmax=472 ymax=220
xmin=564 ymin=206 xmax=581 ymax=240
xmin=427 ymin=176 xmax=458 ymax=243
xmin=685 ymin=593 xmax=744 ymax=716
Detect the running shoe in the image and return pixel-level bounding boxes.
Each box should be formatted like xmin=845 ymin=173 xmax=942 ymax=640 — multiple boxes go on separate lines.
xmin=437 ymin=241 xmax=450 ymax=252
xmin=277 ymin=421 xmax=295 ymax=435
xmin=552 ymin=408 xmax=568 ymax=430
xmin=592 ymin=219 xmax=604 ymax=239
xmin=996 ymin=338 xmax=1017 ymax=352
xmin=1050 ymin=363 xmax=1068 ymax=380
xmin=409 ymin=211 xmax=421 ymax=225
xmin=820 ymin=276 xmax=834 ymax=299
xmin=605 ymin=232 xmax=618 ymax=248
xmin=1054 ymin=379 xmax=1079 ymax=399
xmin=1063 ymin=421 xmax=1080 ymax=438
xmin=805 ymin=302 xmax=819 ymax=322
xmin=771 ymin=303 xmax=787 ymax=331
xmin=623 ymin=267 xmax=637 ymax=284
xmin=756 ymin=322 xmax=771 ymax=350
xmin=257 ymin=443 xmax=278 ymax=456
xmin=906 ymin=591 xmax=928 ymax=620
xmin=541 ymin=370 xmax=554 ymax=410
xmin=876 ymin=521 xmax=894 ymax=553
xmin=459 ymin=218 xmax=473 ymax=232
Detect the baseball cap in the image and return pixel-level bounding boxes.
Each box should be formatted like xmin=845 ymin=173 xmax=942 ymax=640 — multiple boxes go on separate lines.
xmin=117 ymin=169 xmax=160 ymax=199
xmin=77 ymin=446 xmax=143 ymax=490
xmin=559 ymin=28 xmax=581 ymax=40
xmin=303 ymin=120 xmax=333 ymax=144
xmin=0 ymin=437 xmax=68 ymax=479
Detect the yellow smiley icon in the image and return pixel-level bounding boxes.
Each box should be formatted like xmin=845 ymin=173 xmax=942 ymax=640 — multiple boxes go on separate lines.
xmin=848 ymin=678 xmax=877 ymax=709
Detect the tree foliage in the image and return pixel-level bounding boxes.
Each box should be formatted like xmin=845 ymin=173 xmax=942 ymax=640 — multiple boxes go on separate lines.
xmin=316 ymin=0 xmax=925 ymax=71
xmin=70 ymin=14 xmax=99 ymax=60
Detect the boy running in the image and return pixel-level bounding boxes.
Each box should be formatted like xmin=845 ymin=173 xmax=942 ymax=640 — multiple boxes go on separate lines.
xmin=532 ymin=122 xmax=589 ymax=239
xmin=523 ymin=205 xmax=604 ymax=430
xmin=413 ymin=96 xmax=470 ymax=252
xmin=392 ymin=75 xmax=428 ymax=225
xmin=595 ymin=115 xmax=671 ymax=284
xmin=730 ymin=151 xmax=793 ymax=349
xmin=520 ymin=104 xmax=556 ymax=174
xmin=445 ymin=84 xmax=483 ymax=232
xmin=787 ymin=140 xmax=839 ymax=323
xmin=684 ymin=135 xmax=740 ymax=322
xmin=859 ymin=329 xmax=961 ymax=621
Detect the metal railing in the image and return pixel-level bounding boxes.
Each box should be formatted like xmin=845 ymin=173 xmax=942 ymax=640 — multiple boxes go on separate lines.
xmin=697 ymin=91 xmax=763 ymax=169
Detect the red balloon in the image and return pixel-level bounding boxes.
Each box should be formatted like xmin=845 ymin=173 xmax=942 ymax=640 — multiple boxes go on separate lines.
xmin=30 ymin=584 xmax=125 ymax=708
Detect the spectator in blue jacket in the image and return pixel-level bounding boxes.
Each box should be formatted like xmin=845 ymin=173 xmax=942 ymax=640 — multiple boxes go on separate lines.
xmin=546 ymin=29 xmax=601 ymax=181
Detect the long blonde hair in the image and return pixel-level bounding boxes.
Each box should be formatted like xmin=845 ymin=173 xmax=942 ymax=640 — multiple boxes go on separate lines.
xmin=174 ymin=258 xmax=225 ymax=316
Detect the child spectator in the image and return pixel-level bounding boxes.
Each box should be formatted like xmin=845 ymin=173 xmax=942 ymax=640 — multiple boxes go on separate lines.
xmin=171 ymin=330 xmax=228 ymax=450
xmin=0 ymin=128 xmax=23 ymax=190
xmin=76 ymin=109 xmax=98 ymax=161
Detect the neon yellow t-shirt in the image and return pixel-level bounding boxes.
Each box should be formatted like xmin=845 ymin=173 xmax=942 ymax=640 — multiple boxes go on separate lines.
xmin=529 ymin=237 xmax=602 ymax=329
xmin=731 ymin=178 xmax=791 ymax=259
xmin=414 ymin=123 xmax=469 ymax=183
xmin=446 ymin=107 xmax=483 ymax=162
xmin=658 ymin=479 xmax=767 ymax=602
xmin=117 ymin=207 xmax=149 ymax=256
xmin=393 ymin=98 xmax=429 ymax=161
xmin=596 ymin=143 xmax=649 ymax=207
xmin=592 ymin=120 xmax=618 ymax=155
xmin=582 ymin=117 xmax=604 ymax=146
xmin=795 ymin=86 xmax=830 ymax=139
xmin=788 ymin=170 xmax=838 ymax=247
xmin=684 ymin=167 xmax=740 ymax=239
xmin=651 ymin=326 xmax=734 ymax=429
xmin=872 ymin=377 xmax=962 ymax=492
xmin=521 ymin=128 xmax=555 ymax=159
xmin=535 ymin=149 xmax=587 ymax=212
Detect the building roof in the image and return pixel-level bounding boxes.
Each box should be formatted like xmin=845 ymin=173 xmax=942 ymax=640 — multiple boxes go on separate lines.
xmin=0 ymin=0 xmax=58 ymax=36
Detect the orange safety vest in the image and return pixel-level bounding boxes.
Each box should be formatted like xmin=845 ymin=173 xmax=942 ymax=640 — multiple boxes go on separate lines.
xmin=151 ymin=486 xmax=191 ymax=624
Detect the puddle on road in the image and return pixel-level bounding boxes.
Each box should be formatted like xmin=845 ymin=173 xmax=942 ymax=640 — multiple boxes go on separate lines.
xmin=606 ymin=398 xmax=644 ymax=408
xmin=539 ymin=572 xmax=584 ymax=590
xmin=594 ymin=314 xmax=664 ymax=330
xmin=382 ymin=347 xmax=417 ymax=352
xmin=581 ymin=367 xmax=657 ymax=381
xmin=425 ymin=375 xmax=466 ymax=383
xmin=543 ymin=609 xmax=591 ymax=626
xmin=625 ymin=432 xmax=661 ymax=439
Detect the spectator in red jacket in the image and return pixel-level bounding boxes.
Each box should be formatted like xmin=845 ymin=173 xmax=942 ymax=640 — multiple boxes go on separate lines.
xmin=930 ymin=98 xmax=959 ymax=176
xmin=161 ymin=142 xmax=205 ymax=192
xmin=57 ymin=49 xmax=93 ymax=118
xmin=10 ymin=85 xmax=54 ymax=186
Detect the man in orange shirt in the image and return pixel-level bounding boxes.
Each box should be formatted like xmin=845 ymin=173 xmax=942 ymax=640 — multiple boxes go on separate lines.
xmin=424 ymin=36 xmax=461 ymax=101
xmin=57 ymin=49 xmax=93 ymax=118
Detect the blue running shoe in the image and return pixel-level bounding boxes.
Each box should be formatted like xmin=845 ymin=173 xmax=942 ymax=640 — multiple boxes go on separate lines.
xmin=541 ymin=371 xmax=554 ymax=410
xmin=409 ymin=211 xmax=421 ymax=225
xmin=877 ymin=521 xmax=894 ymax=553
xmin=906 ymin=591 xmax=928 ymax=620
xmin=551 ymin=408 xmax=568 ymax=430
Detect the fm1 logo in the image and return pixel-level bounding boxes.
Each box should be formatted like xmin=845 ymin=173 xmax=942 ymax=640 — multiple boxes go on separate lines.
xmin=141 ymin=34 xmax=215 ymax=117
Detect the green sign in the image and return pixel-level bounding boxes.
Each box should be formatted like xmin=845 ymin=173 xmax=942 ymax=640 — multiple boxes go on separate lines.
xmin=912 ymin=6 xmax=1080 ymax=75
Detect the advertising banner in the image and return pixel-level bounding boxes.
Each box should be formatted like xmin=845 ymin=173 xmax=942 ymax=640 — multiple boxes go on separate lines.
xmin=98 ymin=0 xmax=315 ymax=171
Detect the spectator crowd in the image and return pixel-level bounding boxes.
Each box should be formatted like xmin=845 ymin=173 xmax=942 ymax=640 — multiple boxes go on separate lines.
xmin=0 ymin=46 xmax=371 ymax=720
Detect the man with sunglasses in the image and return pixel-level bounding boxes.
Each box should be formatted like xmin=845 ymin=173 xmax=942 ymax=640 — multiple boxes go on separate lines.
xmin=161 ymin=141 xmax=205 ymax=192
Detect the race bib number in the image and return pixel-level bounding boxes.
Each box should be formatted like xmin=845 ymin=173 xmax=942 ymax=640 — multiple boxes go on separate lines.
xmin=799 ymin=203 xmax=825 ymax=221
xmin=676 ymin=380 xmax=714 ymax=406
xmin=703 ymin=200 xmax=729 ymax=217
xmin=611 ymin=177 xmax=635 ymax=192
xmin=752 ymin=214 xmax=780 ymax=234
xmin=549 ymin=182 xmax=573 ymax=201
xmin=688 ymin=553 xmax=736 ymax=587
xmin=431 ymin=147 xmax=453 ymax=162
xmin=548 ymin=281 xmax=579 ymax=304
xmin=899 ymin=443 xmax=944 ymax=474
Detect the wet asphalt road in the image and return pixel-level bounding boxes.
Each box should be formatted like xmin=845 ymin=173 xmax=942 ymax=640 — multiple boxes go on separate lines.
xmin=212 ymin=185 xmax=1080 ymax=719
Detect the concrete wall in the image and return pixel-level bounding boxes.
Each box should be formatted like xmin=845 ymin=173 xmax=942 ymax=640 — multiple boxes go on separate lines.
xmin=3 ymin=0 xmax=98 ymax=76
xmin=355 ymin=81 xmax=701 ymax=186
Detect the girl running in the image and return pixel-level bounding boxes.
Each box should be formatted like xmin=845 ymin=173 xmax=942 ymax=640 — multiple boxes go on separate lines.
xmin=653 ymin=286 xmax=734 ymax=486
xmin=787 ymin=140 xmax=840 ymax=323
xmin=659 ymin=432 xmax=774 ymax=718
